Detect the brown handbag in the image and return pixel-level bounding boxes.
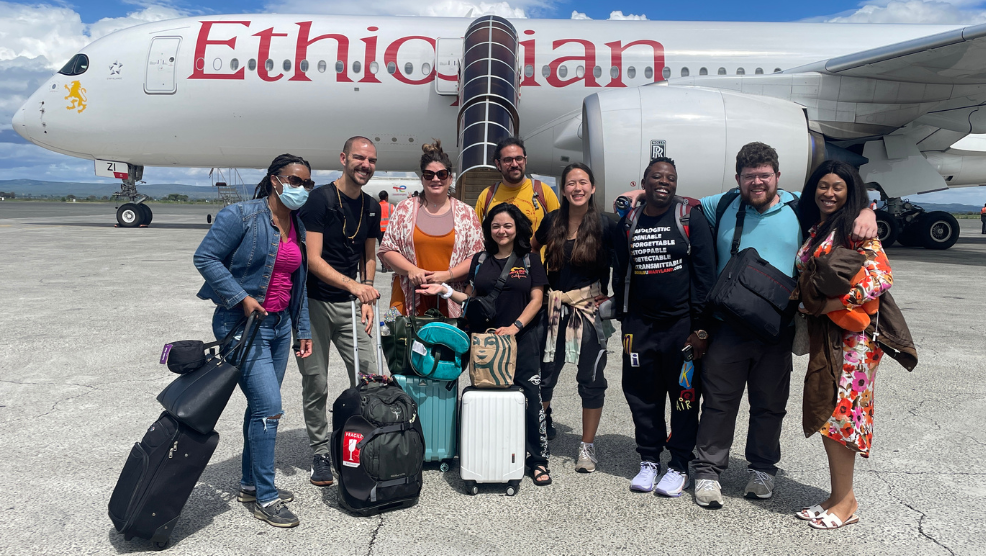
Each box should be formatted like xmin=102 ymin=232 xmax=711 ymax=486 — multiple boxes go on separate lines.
xmin=468 ymin=330 xmax=517 ymax=388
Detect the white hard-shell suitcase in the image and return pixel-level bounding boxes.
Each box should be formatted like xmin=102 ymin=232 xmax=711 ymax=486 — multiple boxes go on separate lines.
xmin=459 ymin=386 xmax=525 ymax=496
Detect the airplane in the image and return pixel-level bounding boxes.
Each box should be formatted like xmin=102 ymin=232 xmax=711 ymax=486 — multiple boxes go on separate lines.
xmin=11 ymin=14 xmax=986 ymax=249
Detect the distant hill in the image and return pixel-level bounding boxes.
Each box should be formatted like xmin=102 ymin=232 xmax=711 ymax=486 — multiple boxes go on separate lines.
xmin=0 ymin=179 xmax=247 ymax=200
xmin=905 ymin=202 xmax=983 ymax=214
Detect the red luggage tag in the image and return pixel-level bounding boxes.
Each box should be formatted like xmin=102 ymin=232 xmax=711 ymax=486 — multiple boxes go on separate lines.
xmin=342 ymin=431 xmax=364 ymax=468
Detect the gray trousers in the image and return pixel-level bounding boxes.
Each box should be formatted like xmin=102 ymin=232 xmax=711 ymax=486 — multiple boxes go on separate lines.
xmin=297 ymin=297 xmax=380 ymax=455
xmin=692 ymin=322 xmax=793 ymax=480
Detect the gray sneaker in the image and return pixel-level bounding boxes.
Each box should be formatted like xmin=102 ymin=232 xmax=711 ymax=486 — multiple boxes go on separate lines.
xmin=237 ymin=488 xmax=294 ymax=503
xmin=694 ymin=479 xmax=723 ymax=508
xmin=744 ymin=470 xmax=775 ymax=499
xmin=575 ymin=442 xmax=597 ymax=473
xmin=253 ymin=500 xmax=300 ymax=528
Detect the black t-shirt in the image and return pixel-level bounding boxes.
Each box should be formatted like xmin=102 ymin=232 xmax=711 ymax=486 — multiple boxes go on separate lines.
xmin=467 ymin=251 xmax=548 ymax=330
xmin=299 ymin=183 xmax=383 ymax=302
xmin=533 ymin=211 xmax=620 ymax=294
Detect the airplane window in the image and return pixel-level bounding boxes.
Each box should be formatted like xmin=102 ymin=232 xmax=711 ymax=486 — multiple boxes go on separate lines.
xmin=248 ymin=59 xmax=257 ymax=71
xmin=681 ymin=67 xmax=689 ymax=77
xmin=736 ymin=67 xmax=745 ymax=75
xmin=524 ymin=64 xmax=533 ymax=77
xmin=661 ymin=67 xmax=669 ymax=80
xmin=58 ymin=54 xmax=89 ymax=76
xmin=405 ymin=62 xmax=413 ymax=75
xmin=774 ymin=67 xmax=782 ymax=73
xmin=755 ymin=67 xmax=763 ymax=74
xmin=369 ymin=61 xmax=379 ymax=74
xmin=542 ymin=65 xmax=550 ymax=78
xmin=718 ymin=67 xmax=726 ymax=75
xmin=387 ymin=62 xmax=396 ymax=74
xmin=335 ymin=61 xmax=344 ymax=73
xmin=576 ymin=65 xmax=585 ymax=78
xmin=353 ymin=61 xmax=362 ymax=73
xmin=213 ymin=58 xmax=222 ymax=71
xmin=300 ymin=60 xmax=309 ymax=72
xmin=423 ymin=62 xmax=432 ymax=74
xmin=699 ymin=67 xmax=708 ymax=75
xmin=230 ymin=58 xmax=239 ymax=71
xmin=593 ymin=66 xmax=602 ymax=79
xmin=317 ymin=60 xmax=326 ymax=73
xmin=645 ymin=66 xmax=653 ymax=79
xmin=628 ymin=66 xmax=637 ymax=79
xmin=558 ymin=65 xmax=568 ymax=78
xmin=265 ymin=59 xmax=274 ymax=72
xmin=610 ymin=66 xmax=619 ymax=79
xmin=283 ymin=60 xmax=291 ymax=72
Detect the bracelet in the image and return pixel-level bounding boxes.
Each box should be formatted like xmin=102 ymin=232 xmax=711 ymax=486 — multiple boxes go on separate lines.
xmin=439 ymin=283 xmax=454 ymax=299
xmin=513 ymin=319 xmax=524 ymax=331
xmin=361 ymin=280 xmax=373 ymax=285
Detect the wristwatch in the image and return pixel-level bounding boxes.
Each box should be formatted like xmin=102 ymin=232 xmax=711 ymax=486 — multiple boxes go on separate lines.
xmin=513 ymin=320 xmax=525 ymax=331
xmin=695 ymin=330 xmax=709 ymax=340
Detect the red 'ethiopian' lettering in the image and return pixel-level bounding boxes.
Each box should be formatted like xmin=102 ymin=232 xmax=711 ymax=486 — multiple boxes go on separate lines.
xmin=291 ymin=22 xmax=351 ymax=82
xmin=188 ymin=21 xmax=250 ymax=80
xmin=384 ymin=36 xmax=436 ymax=85
xmin=255 ymin=27 xmax=288 ymax=82
xmin=546 ymin=39 xmax=600 ymax=88
xmin=605 ymin=40 xmax=665 ymax=87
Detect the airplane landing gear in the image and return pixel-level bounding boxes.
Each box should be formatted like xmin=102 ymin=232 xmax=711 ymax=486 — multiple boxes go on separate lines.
xmin=112 ymin=164 xmax=152 ymax=227
xmin=875 ymin=194 xmax=959 ymax=250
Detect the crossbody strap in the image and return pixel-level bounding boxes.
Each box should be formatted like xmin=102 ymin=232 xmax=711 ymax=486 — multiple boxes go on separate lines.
xmin=731 ymin=201 xmax=748 ymax=256
xmin=487 ymin=252 xmax=519 ymax=305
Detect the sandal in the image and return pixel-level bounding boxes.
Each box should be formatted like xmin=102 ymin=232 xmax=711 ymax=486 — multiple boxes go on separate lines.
xmin=796 ymin=504 xmax=828 ymax=521
xmin=531 ymin=466 xmax=552 ymax=486
xmin=809 ymin=512 xmax=859 ymax=530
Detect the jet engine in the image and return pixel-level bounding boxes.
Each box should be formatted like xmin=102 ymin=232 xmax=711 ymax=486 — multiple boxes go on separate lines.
xmin=582 ymin=84 xmax=821 ymax=208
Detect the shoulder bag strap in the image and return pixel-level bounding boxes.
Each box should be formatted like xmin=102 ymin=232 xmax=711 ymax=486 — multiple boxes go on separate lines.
xmin=731 ymin=200 xmax=748 ymax=256
xmin=487 ymin=252 xmax=519 ymax=305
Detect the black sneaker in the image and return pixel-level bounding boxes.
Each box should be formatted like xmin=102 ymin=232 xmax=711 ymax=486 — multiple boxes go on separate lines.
xmin=310 ymin=454 xmax=334 ymax=486
xmin=237 ymin=488 xmax=294 ymax=503
xmin=545 ymin=406 xmax=557 ymax=441
xmin=253 ymin=500 xmax=299 ymax=528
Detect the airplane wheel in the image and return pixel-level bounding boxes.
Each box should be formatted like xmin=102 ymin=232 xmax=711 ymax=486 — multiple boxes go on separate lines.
xmin=207 ymin=214 xmax=212 ymax=224
xmin=138 ymin=204 xmax=153 ymax=226
xmin=919 ymin=211 xmax=959 ymax=250
xmin=117 ymin=203 xmax=142 ymax=228
xmin=874 ymin=210 xmax=899 ymax=246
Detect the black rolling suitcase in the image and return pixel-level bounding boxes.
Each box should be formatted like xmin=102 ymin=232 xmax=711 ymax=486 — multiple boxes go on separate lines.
xmin=108 ymin=411 xmax=219 ymax=549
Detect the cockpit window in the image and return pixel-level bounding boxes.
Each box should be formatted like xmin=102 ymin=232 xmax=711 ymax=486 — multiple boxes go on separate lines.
xmin=58 ymin=54 xmax=89 ymax=76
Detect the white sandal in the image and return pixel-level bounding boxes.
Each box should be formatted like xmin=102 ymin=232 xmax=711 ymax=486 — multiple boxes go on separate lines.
xmin=796 ymin=504 xmax=827 ymax=521
xmin=809 ymin=512 xmax=859 ymax=530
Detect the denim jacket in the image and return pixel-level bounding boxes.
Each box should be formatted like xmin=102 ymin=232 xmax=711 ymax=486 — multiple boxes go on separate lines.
xmin=194 ymin=198 xmax=311 ymax=339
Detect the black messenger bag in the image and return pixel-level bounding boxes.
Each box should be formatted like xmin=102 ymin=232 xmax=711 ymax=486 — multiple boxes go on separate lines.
xmin=708 ymin=201 xmax=798 ymax=343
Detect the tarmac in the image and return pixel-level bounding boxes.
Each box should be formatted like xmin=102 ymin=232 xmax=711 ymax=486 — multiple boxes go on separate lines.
xmin=1 ymin=201 xmax=984 ymax=555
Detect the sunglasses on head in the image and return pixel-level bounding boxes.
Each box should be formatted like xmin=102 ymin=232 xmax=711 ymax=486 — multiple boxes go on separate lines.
xmin=422 ymin=169 xmax=450 ymax=181
xmin=276 ymin=175 xmax=316 ymax=191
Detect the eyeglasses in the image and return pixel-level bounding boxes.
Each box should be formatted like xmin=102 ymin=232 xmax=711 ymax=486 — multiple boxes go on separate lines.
xmin=422 ymin=169 xmax=450 ymax=181
xmin=276 ymin=175 xmax=315 ymax=191
xmin=499 ymin=156 xmax=526 ymax=165
xmin=740 ymin=172 xmax=776 ymax=183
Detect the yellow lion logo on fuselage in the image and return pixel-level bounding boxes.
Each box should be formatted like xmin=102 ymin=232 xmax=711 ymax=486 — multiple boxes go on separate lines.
xmin=64 ymin=81 xmax=87 ymax=113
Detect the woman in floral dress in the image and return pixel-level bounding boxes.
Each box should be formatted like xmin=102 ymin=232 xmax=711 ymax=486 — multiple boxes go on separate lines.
xmin=794 ymin=160 xmax=893 ymax=530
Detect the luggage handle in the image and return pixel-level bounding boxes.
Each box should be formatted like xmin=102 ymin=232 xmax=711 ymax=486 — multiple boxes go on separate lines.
xmin=224 ymin=311 xmax=265 ymax=367
xmin=351 ymin=296 xmax=386 ymax=377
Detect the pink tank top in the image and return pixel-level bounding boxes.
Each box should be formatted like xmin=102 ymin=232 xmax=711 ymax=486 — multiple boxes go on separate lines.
xmin=262 ymin=219 xmax=302 ymax=313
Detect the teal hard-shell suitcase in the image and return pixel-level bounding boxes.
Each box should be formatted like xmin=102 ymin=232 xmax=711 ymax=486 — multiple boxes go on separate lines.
xmin=394 ymin=374 xmax=457 ymax=470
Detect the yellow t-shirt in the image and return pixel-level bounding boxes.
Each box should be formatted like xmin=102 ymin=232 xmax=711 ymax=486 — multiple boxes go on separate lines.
xmin=474 ymin=178 xmax=561 ymax=234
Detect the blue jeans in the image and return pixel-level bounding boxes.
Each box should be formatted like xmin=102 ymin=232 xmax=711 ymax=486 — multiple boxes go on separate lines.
xmin=213 ymin=308 xmax=291 ymax=505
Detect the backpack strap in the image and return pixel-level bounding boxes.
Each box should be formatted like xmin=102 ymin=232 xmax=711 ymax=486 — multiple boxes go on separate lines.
xmin=673 ymin=196 xmax=699 ymax=256
xmin=713 ymin=188 xmax=741 ymax=235
xmin=481 ymin=182 xmax=500 ymax=221
xmin=621 ymin=204 xmax=645 ymax=314
xmin=532 ymin=179 xmax=547 ymax=213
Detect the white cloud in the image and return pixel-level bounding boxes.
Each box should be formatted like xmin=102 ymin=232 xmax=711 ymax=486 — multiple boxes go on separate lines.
xmin=571 ymin=11 xmax=590 ymax=19
xmin=608 ymin=10 xmax=647 ymax=20
xmin=265 ymin=0 xmax=542 ymax=18
xmin=825 ymin=0 xmax=986 ymax=23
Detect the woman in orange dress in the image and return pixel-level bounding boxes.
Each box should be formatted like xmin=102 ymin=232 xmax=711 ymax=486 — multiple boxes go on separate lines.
xmin=378 ymin=140 xmax=483 ymax=318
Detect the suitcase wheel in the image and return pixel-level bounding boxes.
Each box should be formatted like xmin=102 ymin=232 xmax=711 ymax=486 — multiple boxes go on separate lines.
xmin=506 ymin=480 xmax=520 ymax=497
xmin=153 ymin=541 xmax=169 ymax=551
xmin=464 ymin=480 xmax=478 ymax=496
xmin=439 ymin=461 xmax=450 ymax=473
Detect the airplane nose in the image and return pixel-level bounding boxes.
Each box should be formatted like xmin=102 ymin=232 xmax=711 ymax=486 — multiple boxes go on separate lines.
xmin=11 ymin=105 xmax=28 ymax=140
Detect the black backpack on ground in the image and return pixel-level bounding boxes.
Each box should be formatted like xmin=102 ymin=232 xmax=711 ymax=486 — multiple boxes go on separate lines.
xmin=331 ymin=376 xmax=424 ymax=516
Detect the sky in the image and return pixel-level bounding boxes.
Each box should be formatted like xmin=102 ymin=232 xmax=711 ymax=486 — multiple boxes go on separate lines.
xmin=2 ymin=0 xmax=986 ymax=204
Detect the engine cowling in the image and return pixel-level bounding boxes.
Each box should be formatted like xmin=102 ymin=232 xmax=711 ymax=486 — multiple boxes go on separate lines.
xmin=582 ymin=84 xmax=817 ymax=209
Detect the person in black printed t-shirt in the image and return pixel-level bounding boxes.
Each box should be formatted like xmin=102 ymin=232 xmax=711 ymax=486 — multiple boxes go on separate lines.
xmin=613 ymin=157 xmax=717 ymax=498
xmin=418 ymin=202 xmax=552 ymax=486
xmin=296 ymin=136 xmax=383 ymax=488
xmin=534 ymin=162 xmax=620 ymax=474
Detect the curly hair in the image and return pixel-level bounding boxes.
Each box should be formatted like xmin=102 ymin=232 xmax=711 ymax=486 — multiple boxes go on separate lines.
xmin=254 ymin=153 xmax=311 ymax=199
xmin=492 ymin=136 xmax=527 ymax=163
xmin=799 ymin=160 xmax=869 ymax=252
xmin=735 ymin=142 xmax=779 ymax=175
xmin=642 ymin=156 xmax=676 ymax=183
xmin=545 ymin=162 xmax=604 ymax=271
xmin=482 ymin=202 xmax=533 ymax=256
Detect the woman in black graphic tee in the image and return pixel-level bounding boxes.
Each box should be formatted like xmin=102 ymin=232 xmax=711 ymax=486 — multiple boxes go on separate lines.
xmin=418 ymin=203 xmax=551 ymax=486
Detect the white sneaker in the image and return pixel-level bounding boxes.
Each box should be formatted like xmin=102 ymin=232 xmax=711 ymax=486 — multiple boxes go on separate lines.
xmin=744 ymin=470 xmax=775 ymax=499
xmin=575 ymin=442 xmax=597 ymax=473
xmin=694 ymin=479 xmax=723 ymax=508
xmin=630 ymin=461 xmax=660 ymax=492
xmin=655 ymin=468 xmax=690 ymax=497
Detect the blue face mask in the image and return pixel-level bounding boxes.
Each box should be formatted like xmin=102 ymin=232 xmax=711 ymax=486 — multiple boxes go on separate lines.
xmin=276 ymin=181 xmax=309 ymax=210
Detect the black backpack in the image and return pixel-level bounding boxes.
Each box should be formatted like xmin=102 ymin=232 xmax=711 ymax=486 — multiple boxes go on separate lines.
xmin=331 ymin=376 xmax=424 ymax=516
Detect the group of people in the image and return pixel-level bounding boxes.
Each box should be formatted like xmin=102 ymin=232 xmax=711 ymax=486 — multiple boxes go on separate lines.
xmin=192 ymin=134 xmax=916 ymax=531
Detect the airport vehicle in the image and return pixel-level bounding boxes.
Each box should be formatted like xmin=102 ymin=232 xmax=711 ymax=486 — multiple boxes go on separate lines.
xmin=11 ymin=15 xmax=986 ymax=248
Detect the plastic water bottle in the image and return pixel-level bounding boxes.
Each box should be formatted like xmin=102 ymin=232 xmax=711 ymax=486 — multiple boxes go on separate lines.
xmin=379 ymin=321 xmax=390 ymax=336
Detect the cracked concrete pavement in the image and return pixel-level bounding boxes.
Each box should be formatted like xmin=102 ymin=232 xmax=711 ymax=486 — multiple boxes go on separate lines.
xmin=1 ymin=202 xmax=984 ymax=555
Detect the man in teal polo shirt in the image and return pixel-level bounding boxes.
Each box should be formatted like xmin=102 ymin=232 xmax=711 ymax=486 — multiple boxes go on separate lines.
xmin=692 ymin=142 xmax=876 ymax=509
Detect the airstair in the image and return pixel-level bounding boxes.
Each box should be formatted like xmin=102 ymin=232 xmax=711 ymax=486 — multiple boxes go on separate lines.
xmin=453 ymin=16 xmax=520 ymax=207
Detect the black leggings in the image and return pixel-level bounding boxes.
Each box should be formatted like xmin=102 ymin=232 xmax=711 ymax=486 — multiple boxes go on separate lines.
xmin=515 ymin=328 xmax=549 ymax=467
xmin=540 ymin=311 xmax=608 ymax=409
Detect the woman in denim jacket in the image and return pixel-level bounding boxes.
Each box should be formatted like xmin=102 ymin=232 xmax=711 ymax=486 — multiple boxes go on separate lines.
xmin=194 ymin=154 xmax=313 ymax=528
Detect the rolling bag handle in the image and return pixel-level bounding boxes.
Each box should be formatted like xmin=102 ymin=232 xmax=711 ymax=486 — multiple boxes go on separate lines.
xmin=350 ymin=296 xmax=387 ymax=377
xmin=227 ymin=310 xmax=265 ymax=367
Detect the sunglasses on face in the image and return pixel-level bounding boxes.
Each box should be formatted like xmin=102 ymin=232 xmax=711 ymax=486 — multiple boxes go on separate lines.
xmin=422 ymin=169 xmax=450 ymax=181
xmin=276 ymin=175 xmax=315 ymax=191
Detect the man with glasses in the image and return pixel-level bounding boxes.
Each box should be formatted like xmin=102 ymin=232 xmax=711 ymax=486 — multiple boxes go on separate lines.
xmin=691 ymin=142 xmax=876 ymax=509
xmin=297 ymin=136 xmax=384 ymax=489
xmin=475 ymin=136 xmax=560 ymax=234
